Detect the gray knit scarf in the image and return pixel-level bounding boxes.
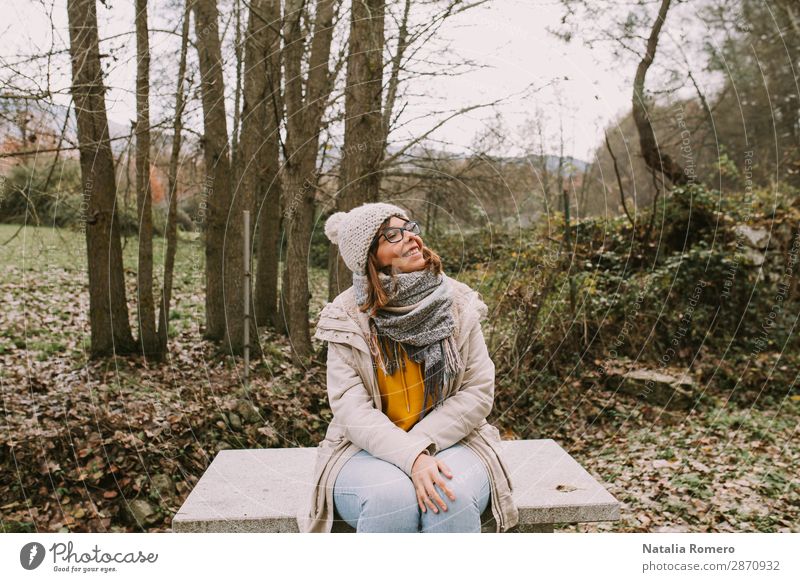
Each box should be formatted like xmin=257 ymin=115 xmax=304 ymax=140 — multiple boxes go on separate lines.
xmin=353 ymin=268 xmax=463 ymax=421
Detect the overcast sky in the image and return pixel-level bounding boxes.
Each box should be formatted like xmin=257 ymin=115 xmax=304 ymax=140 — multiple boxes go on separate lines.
xmin=402 ymin=0 xmax=634 ymax=160
xmin=2 ymin=0 xmax=638 ymax=161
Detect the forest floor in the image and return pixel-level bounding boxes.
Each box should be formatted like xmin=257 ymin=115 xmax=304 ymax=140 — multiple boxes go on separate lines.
xmin=1 ymin=225 xmax=797 ymax=533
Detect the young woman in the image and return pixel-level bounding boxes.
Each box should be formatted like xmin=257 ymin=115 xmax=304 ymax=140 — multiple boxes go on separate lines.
xmin=298 ymin=202 xmax=518 ymax=533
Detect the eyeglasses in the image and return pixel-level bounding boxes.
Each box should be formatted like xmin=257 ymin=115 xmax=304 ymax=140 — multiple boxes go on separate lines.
xmin=375 ymin=220 xmax=422 ymax=244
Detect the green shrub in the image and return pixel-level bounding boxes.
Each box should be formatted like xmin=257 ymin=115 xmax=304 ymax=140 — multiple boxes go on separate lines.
xmin=0 ymin=159 xmax=171 ymax=237
xmin=483 ymin=183 xmax=799 ymax=386
xmin=0 ymin=159 xmax=82 ymax=226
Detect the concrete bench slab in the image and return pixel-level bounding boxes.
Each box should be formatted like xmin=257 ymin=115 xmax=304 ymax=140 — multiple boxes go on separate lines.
xmin=172 ymin=439 xmax=619 ymax=533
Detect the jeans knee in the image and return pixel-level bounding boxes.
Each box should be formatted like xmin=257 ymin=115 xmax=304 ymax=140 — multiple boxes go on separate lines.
xmin=420 ymin=476 xmax=487 ymax=532
xmin=445 ymin=468 xmax=488 ymax=506
xmin=436 ymin=484 xmax=483 ymax=516
xmin=358 ymin=479 xmax=419 ymax=532
xmin=361 ymin=478 xmax=417 ymax=515
xmin=420 ymin=497 xmax=482 ymax=532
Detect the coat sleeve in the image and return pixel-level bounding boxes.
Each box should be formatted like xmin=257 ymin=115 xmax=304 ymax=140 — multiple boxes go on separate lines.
xmin=325 ymin=341 xmax=436 ymax=476
xmin=407 ymin=315 xmax=494 ymax=454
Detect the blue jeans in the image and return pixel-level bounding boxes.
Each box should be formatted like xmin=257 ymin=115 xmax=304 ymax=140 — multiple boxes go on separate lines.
xmin=333 ymin=443 xmax=490 ymax=532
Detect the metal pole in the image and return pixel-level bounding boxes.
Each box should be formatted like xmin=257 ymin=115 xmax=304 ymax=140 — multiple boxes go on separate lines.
xmin=243 ymin=210 xmax=250 ymax=391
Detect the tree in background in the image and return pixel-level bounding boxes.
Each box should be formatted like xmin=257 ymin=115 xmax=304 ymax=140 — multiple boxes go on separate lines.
xmin=134 ymin=0 xmax=159 ymax=358
xmin=66 ymin=0 xmax=136 ymax=356
xmin=217 ymin=0 xmax=260 ymax=356
xmin=555 ymin=0 xmax=800 ymax=219
xmin=193 ymin=0 xmax=231 ymax=343
xmin=702 ymin=0 xmax=800 ymax=188
xmin=252 ymin=0 xmax=284 ymax=333
xmin=282 ymin=0 xmax=341 ymax=362
xmin=157 ymin=0 xmax=192 ymax=355
xmin=328 ymin=0 xmax=386 ymax=299
xmin=194 ymin=0 xmax=256 ymax=356
xmin=631 ymin=0 xmax=690 ymax=189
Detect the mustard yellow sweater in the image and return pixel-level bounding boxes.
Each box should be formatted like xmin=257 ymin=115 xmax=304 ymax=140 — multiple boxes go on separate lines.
xmin=375 ymin=344 xmax=434 ymax=431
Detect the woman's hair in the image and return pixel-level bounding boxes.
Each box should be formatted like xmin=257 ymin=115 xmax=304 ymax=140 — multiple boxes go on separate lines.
xmin=358 ymin=214 xmax=443 ymax=317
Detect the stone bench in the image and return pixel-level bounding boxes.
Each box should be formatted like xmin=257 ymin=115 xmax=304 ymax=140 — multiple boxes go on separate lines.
xmin=172 ymin=439 xmax=620 ymax=533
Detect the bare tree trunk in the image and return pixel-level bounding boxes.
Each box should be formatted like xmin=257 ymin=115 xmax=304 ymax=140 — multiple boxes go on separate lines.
xmin=134 ymin=0 xmax=159 ymax=358
xmin=577 ymin=160 xmax=592 ymax=218
xmin=430 ymin=190 xmax=440 ymax=233
xmin=329 ymin=0 xmax=386 ymax=301
xmin=231 ymin=0 xmax=243 ymax=173
xmin=382 ymin=0 xmax=411 ymax=151
xmin=236 ymin=0 xmax=283 ymax=356
xmin=120 ymin=134 xmax=134 ymax=249
xmin=535 ymin=118 xmax=553 ymax=213
xmin=66 ymin=0 xmax=135 ymax=356
xmin=253 ymin=0 xmax=284 ymax=331
xmin=562 ymin=187 xmax=576 ymax=318
xmin=157 ymin=0 xmax=191 ymax=353
xmin=556 ymin=116 xmax=566 ymax=204
xmin=193 ymin=0 xmax=232 ymax=342
xmin=283 ymin=0 xmax=339 ymax=361
xmin=217 ymin=2 xmax=252 ymax=356
xmin=604 ymin=131 xmax=635 ymax=227
xmin=632 ymin=0 xmax=689 ymax=186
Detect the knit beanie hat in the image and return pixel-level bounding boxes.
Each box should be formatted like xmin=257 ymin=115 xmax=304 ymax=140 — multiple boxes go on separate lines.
xmin=324 ymin=202 xmax=411 ymax=275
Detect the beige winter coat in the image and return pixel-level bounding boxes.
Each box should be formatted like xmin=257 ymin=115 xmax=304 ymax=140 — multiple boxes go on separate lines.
xmin=297 ymin=273 xmax=519 ymax=533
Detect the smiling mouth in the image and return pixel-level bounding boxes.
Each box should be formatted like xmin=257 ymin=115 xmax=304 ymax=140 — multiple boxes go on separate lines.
xmin=402 ymin=248 xmax=421 ymax=258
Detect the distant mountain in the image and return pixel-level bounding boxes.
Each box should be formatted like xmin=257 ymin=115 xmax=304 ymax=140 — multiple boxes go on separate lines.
xmin=2 ymin=100 xmax=591 ymax=176
xmin=321 ymin=142 xmax=590 ymax=175
xmin=506 ymin=153 xmax=590 ymax=175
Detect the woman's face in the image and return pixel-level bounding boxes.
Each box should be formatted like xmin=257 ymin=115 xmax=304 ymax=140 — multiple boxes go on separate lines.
xmin=374 ymin=216 xmax=426 ymax=273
